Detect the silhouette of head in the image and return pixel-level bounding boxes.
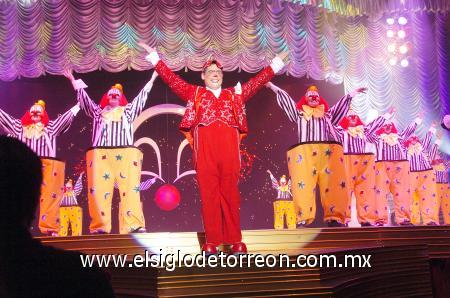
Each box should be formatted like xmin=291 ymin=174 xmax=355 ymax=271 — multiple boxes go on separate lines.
xmin=0 ymin=136 xmax=42 ymax=231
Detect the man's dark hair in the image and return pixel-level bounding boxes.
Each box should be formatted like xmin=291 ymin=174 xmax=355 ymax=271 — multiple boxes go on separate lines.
xmin=0 ymin=136 xmax=42 ymax=229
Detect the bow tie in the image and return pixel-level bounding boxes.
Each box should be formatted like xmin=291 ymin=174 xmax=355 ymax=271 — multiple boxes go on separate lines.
xmin=302 ymin=104 xmax=325 ymax=121
xmin=380 ymin=133 xmax=399 ymax=146
xmin=347 ymin=125 xmax=364 ymax=138
xmin=102 ymin=106 xmax=125 ymax=122
xmin=23 ymin=123 xmax=45 ymax=139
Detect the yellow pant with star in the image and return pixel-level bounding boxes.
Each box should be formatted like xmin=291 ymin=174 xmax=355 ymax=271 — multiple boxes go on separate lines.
xmin=344 ymin=154 xmax=377 ymax=225
xmin=86 ymin=146 xmax=145 ymax=234
xmin=410 ymin=170 xmax=438 ymax=225
xmin=59 ymin=206 xmax=83 ymax=236
xmin=273 ymin=200 xmax=296 ymax=229
xmin=287 ymin=142 xmax=349 ymax=225
xmin=437 ymin=183 xmax=450 ymax=225
xmin=39 ymin=158 xmax=65 ymax=234
xmin=374 ymin=161 xmax=411 ymax=224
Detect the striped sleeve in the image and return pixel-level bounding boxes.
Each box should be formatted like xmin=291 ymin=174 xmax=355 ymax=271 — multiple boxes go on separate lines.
xmin=47 ymin=107 xmax=76 ymax=136
xmin=270 ymin=175 xmax=279 ymax=190
xmin=329 ymin=94 xmax=352 ymax=125
xmin=125 ymin=81 xmax=154 ymax=122
xmin=0 ymin=108 xmax=21 ymax=136
xmin=275 ymin=89 xmax=300 ymax=123
xmin=77 ymin=88 xmax=101 ymax=118
xmin=365 ymin=116 xmax=385 ymax=143
xmin=399 ymin=121 xmax=417 ymax=140
xmin=422 ymin=130 xmax=434 ymax=153
xmin=74 ymin=173 xmax=84 ymax=197
xmin=334 ymin=125 xmax=344 ymax=143
xmin=429 ymin=143 xmax=438 ymax=161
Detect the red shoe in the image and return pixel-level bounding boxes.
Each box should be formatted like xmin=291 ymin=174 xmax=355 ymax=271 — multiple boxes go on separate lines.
xmin=201 ymin=243 xmax=218 ymax=255
xmin=231 ymin=242 xmax=248 ymax=255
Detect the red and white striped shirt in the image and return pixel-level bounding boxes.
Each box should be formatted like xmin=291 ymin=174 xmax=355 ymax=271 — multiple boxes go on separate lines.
xmin=0 ymin=107 xmax=77 ymax=158
xmin=335 ymin=116 xmax=386 ymax=154
xmin=406 ymin=131 xmax=433 ymax=172
xmin=274 ymin=88 xmax=352 ymax=144
xmin=373 ymin=121 xmax=418 ymax=162
xmin=75 ymin=80 xmax=153 ymax=147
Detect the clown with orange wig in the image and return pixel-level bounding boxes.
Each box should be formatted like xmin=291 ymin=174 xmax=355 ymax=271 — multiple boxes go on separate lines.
xmin=0 ymin=100 xmax=80 ymax=236
xmin=266 ymin=83 xmax=367 ymax=227
xmin=335 ymin=108 xmax=394 ymax=226
xmin=65 ymin=70 xmax=158 ymax=234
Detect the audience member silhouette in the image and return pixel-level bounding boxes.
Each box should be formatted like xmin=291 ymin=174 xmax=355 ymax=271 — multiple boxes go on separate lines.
xmin=0 ymin=136 xmax=115 ymax=297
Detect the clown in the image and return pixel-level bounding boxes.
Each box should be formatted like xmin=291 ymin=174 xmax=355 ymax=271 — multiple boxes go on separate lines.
xmin=0 ymin=100 xmax=80 ymax=235
xmin=140 ymin=42 xmax=287 ymax=254
xmin=65 ymin=70 xmax=158 ymax=234
xmin=266 ymin=82 xmax=367 ymax=227
xmin=59 ymin=173 xmax=84 ymax=236
xmin=372 ymin=116 xmax=422 ymax=226
xmin=429 ymin=134 xmax=449 ymax=225
xmin=267 ymin=170 xmax=295 ymax=230
xmin=405 ymin=124 xmax=439 ymax=226
xmin=336 ymin=108 xmax=394 ymax=226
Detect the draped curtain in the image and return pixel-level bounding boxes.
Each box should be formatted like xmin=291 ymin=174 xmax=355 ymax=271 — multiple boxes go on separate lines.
xmin=0 ymin=0 xmax=448 ymax=132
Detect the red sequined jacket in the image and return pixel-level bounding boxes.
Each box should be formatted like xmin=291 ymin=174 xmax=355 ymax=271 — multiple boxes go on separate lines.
xmin=154 ymin=60 xmax=275 ymax=143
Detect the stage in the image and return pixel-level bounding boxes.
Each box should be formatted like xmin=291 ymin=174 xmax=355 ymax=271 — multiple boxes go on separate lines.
xmin=39 ymin=226 xmax=450 ymax=297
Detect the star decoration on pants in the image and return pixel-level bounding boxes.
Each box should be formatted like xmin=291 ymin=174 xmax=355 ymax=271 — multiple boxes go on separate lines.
xmin=298 ymin=181 xmax=305 ymax=189
xmin=312 ymin=168 xmax=317 ymax=176
xmin=103 ymin=173 xmax=110 ymax=180
xmin=325 ymin=149 xmax=332 ymax=156
xmin=115 ymin=154 xmax=123 ymax=161
xmin=133 ymin=186 xmax=140 ymax=193
xmin=340 ymin=181 xmax=346 ymax=189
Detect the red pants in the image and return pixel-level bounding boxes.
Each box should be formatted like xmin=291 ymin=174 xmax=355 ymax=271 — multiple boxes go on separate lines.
xmin=194 ymin=121 xmax=241 ymax=246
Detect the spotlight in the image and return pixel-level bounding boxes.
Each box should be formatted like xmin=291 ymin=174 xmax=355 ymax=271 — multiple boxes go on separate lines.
xmin=398 ymin=17 xmax=408 ymax=25
xmin=387 ymin=44 xmax=396 ymax=53
xmin=400 ymin=59 xmax=409 ymax=67
xmin=389 ymin=57 xmax=398 ymax=66
xmin=399 ymin=45 xmax=408 ymax=54
xmin=386 ymin=30 xmax=395 ymax=38
xmin=386 ymin=18 xmax=395 ymax=25
xmin=398 ymin=30 xmax=406 ymax=39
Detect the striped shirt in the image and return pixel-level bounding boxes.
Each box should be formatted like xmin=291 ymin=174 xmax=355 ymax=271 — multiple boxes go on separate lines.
xmin=60 ymin=174 xmax=83 ymax=207
xmin=406 ymin=131 xmax=433 ymax=172
xmin=270 ymin=175 xmax=292 ymax=200
xmin=373 ymin=122 xmax=417 ymax=162
xmin=0 ymin=107 xmax=76 ymax=158
xmin=275 ymin=88 xmax=352 ymax=144
xmin=429 ymin=143 xmax=449 ymax=183
xmin=76 ymin=80 xmax=153 ymax=147
xmin=335 ymin=116 xmax=386 ymax=154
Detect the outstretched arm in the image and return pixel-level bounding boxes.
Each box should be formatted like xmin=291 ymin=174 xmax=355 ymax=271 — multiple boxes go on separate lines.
xmin=422 ymin=123 xmax=437 ymax=153
xmin=266 ymin=82 xmax=300 ymax=123
xmin=365 ymin=108 xmax=395 ymax=143
xmin=74 ymin=172 xmax=84 ymax=197
xmin=140 ymin=43 xmax=196 ymax=102
xmin=47 ymin=104 xmax=80 ymax=136
xmin=0 ymin=107 xmax=21 ymax=136
xmin=64 ymin=70 xmax=101 ymax=118
xmin=126 ymin=71 xmax=159 ymax=121
xmin=329 ymin=87 xmax=367 ymax=125
xmin=267 ymin=170 xmax=279 ymax=190
xmin=400 ymin=116 xmax=422 ymax=140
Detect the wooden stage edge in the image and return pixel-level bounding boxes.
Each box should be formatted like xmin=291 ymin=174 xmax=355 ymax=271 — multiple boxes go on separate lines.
xmin=39 ymin=226 xmax=450 ymax=259
xmin=38 ymin=226 xmax=450 ymax=297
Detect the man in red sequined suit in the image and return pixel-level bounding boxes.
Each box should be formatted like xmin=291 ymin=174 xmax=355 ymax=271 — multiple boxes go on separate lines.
xmin=140 ymin=43 xmax=286 ymax=254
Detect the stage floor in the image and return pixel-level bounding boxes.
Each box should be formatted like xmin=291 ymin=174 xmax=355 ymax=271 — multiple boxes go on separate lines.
xmin=39 ymin=225 xmax=450 ymax=259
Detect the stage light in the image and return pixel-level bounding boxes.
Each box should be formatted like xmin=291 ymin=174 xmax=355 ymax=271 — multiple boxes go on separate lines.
xmin=386 ymin=30 xmax=395 ymax=38
xmin=387 ymin=44 xmax=396 ymax=53
xmin=386 ymin=18 xmax=395 ymax=25
xmin=398 ymin=17 xmax=408 ymax=25
xmin=389 ymin=57 xmax=397 ymax=66
xmin=398 ymin=30 xmax=406 ymax=39
xmin=399 ymin=45 xmax=408 ymax=54
xmin=400 ymin=58 xmax=409 ymax=67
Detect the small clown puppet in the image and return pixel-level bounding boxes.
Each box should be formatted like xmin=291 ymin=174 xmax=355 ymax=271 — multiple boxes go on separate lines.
xmin=59 ymin=173 xmax=84 ymax=236
xmin=404 ymin=122 xmax=439 ymax=226
xmin=0 ymin=99 xmax=80 ymax=236
xmin=372 ymin=114 xmax=423 ymax=226
xmin=427 ymin=132 xmax=449 ymax=224
xmin=266 ymin=82 xmax=367 ymax=227
xmin=65 ymin=69 xmax=158 ymax=235
xmin=267 ymin=170 xmax=295 ymax=229
xmin=334 ymin=107 xmax=395 ymax=227
xmin=140 ymin=42 xmax=288 ymax=255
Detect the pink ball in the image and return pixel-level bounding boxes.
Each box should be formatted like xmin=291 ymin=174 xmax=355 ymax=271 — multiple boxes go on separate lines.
xmin=154 ymin=184 xmax=181 ymax=211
